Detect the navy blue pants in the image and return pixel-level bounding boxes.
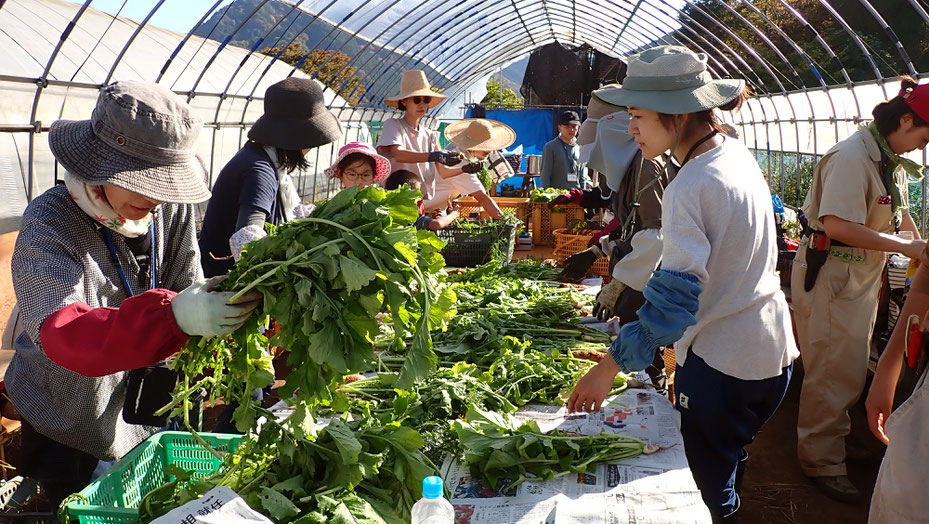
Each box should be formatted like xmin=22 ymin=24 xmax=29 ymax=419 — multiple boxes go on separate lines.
xmin=675 ymin=351 xmax=792 ymax=516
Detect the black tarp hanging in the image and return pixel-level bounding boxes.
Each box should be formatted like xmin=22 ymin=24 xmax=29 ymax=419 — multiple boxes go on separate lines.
xmin=520 ymin=43 xmax=627 ymax=106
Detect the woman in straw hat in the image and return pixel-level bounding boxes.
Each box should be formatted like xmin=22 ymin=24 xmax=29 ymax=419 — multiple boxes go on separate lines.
xmin=424 ymin=119 xmax=518 ymax=218
xmin=555 ymin=86 xmax=675 ymax=395
xmin=198 ymin=78 xmax=342 ymax=278
xmin=376 ymin=70 xmax=465 ymax=200
xmin=5 ymin=81 xmax=262 ymax=505
xmin=566 ymin=46 xmax=797 ymax=520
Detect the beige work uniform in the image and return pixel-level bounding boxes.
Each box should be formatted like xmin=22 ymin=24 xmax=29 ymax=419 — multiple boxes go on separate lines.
xmin=791 ymin=125 xmax=906 ymax=477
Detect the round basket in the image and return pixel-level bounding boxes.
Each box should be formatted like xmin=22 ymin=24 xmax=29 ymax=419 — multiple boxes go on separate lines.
xmin=552 ymin=228 xmax=609 ymax=277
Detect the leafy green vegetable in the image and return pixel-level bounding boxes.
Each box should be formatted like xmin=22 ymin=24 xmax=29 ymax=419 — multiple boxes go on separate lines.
xmin=139 ymin=410 xmax=440 ymax=524
xmin=529 ymin=188 xmax=569 ymax=202
xmin=453 ymin=407 xmax=645 ymax=492
xmin=164 ymin=185 xmax=455 ymax=431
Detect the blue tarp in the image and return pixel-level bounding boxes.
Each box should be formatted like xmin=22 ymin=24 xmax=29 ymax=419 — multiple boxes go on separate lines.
xmin=463 ymin=107 xmax=554 ymax=172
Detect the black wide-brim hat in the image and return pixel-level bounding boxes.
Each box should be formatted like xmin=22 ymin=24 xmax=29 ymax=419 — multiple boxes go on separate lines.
xmin=248 ymin=77 xmax=343 ymax=151
xmin=48 ymin=81 xmax=211 ymax=204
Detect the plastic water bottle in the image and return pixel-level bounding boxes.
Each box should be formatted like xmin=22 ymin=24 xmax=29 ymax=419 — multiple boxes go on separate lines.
xmin=410 ymin=476 xmax=454 ymax=524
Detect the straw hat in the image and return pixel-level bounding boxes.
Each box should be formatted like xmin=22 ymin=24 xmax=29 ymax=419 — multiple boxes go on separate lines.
xmin=248 ymin=78 xmax=343 ymax=151
xmin=324 ymin=142 xmax=391 ymax=181
xmin=48 ymin=80 xmax=210 ymax=204
xmin=595 ymin=46 xmax=745 ymax=115
xmin=578 ymin=86 xmax=625 ymax=145
xmin=384 ymin=70 xmax=447 ymax=108
xmin=445 ymin=119 xmax=516 ymax=152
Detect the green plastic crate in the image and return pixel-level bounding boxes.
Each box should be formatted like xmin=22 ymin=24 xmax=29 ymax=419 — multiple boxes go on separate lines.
xmin=66 ymin=431 xmax=245 ymax=524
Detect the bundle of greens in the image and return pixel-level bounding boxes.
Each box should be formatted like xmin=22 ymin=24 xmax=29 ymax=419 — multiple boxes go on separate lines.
xmin=139 ymin=409 xmax=439 ymax=523
xmin=338 ymin=363 xmax=516 ymax=463
xmin=165 ymin=185 xmax=457 ymax=431
xmin=529 ymin=187 xmax=569 ymax=202
xmin=487 ymin=338 xmax=625 ymax=406
xmin=448 ymin=258 xmax=561 ymax=283
xmin=453 ymin=407 xmax=645 ymax=492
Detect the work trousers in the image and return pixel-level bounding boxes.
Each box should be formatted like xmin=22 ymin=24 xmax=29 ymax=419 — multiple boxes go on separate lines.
xmin=20 ymin=418 xmax=99 ymax=508
xmin=791 ymin=245 xmax=883 ymax=477
xmin=869 ymin=370 xmax=929 ymax=523
xmin=675 ymin=351 xmax=792 ymax=517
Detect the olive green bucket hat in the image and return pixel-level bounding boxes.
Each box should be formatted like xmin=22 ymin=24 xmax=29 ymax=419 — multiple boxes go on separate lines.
xmin=595 ymin=46 xmax=745 ymax=115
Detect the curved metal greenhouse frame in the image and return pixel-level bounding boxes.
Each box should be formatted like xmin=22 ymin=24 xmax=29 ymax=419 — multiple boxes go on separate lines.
xmin=1 ymin=0 xmax=928 ymax=233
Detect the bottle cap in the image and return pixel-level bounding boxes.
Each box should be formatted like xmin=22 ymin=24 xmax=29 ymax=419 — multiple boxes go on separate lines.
xmin=422 ymin=476 xmax=443 ymax=499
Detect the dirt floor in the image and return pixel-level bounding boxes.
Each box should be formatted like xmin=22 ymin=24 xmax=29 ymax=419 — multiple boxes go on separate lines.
xmin=739 ymin=363 xmax=880 ymax=523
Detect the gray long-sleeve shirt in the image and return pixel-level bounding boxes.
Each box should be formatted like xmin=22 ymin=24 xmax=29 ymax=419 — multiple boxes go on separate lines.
xmin=540 ymin=137 xmax=584 ymax=190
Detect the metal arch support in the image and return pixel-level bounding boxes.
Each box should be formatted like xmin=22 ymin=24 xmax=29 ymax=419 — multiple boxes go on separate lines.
xmin=815 ymin=0 xmax=887 ymax=98
xmin=857 ymin=0 xmax=918 ymax=78
xmin=772 ymin=0 xmax=862 ymax=124
xmin=325 ymin=0 xmax=492 ymax=116
xmin=300 ymin=0 xmax=407 ymax=94
xmin=26 ymin=0 xmax=91 ymax=203
xmin=103 ymin=0 xmax=167 ymax=85
xmin=212 ymin=0 xmax=308 ymax=112
xmin=657 ymin=0 xmax=793 ymax=169
xmin=612 ymin=0 xmax=646 ymax=50
xmin=906 ymin=0 xmax=929 ymax=27
xmin=233 ymin=0 xmax=340 ymax=127
xmin=154 ymin=0 xmax=226 ymax=84
xmin=185 ymin=0 xmax=275 ymax=103
xmin=707 ymin=0 xmax=813 ymax=176
xmin=509 ymin=0 xmax=538 ymax=47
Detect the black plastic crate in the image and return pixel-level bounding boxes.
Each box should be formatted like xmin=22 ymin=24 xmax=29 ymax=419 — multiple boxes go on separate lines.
xmin=437 ymin=224 xmax=516 ymax=267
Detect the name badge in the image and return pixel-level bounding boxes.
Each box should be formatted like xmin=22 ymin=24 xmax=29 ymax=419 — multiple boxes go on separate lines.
xmin=567 ymin=171 xmax=578 ymax=182
xmin=877 ymin=195 xmax=892 ymax=205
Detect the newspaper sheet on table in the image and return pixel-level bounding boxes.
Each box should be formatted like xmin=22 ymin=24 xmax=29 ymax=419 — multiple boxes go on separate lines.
xmin=441 ymin=387 xmax=711 ymax=523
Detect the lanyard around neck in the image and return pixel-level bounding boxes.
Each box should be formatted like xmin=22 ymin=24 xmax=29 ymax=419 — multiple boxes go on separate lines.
xmin=99 ymin=222 xmax=156 ymax=297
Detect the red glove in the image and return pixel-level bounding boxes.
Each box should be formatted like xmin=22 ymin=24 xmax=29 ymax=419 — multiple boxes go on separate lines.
xmin=589 ymin=217 xmax=620 ymax=247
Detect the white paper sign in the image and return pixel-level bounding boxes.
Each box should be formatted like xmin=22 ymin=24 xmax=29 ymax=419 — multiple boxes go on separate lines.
xmin=151 ymin=486 xmax=272 ymax=524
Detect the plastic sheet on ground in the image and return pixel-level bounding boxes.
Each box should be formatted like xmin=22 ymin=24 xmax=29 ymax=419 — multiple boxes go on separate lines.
xmin=440 ymin=387 xmax=712 ymax=523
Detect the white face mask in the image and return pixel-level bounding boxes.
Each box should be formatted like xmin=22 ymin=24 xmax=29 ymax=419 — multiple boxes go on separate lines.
xmin=587 ymin=111 xmax=639 ymax=191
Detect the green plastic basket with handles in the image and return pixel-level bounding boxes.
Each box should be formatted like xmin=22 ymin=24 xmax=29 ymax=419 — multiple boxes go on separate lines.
xmin=63 ymin=432 xmax=243 ymax=524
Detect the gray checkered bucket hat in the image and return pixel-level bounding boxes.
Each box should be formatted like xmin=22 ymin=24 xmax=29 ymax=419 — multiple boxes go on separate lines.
xmin=48 ymin=80 xmax=211 ymax=204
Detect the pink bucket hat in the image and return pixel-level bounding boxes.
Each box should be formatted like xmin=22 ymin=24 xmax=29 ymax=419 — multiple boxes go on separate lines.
xmin=324 ymin=141 xmax=391 ymax=181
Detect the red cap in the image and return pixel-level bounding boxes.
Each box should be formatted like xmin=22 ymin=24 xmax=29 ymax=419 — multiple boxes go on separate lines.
xmin=900 ymin=83 xmax=929 ymax=123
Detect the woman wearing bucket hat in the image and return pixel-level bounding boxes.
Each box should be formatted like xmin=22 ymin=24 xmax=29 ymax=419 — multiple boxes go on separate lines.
xmin=5 ymin=81 xmax=262 ymax=506
xmin=555 ymin=86 xmax=676 ymax=395
xmin=791 ymin=78 xmax=929 ymax=505
xmin=422 ymin=119 xmax=517 ymax=218
xmin=198 ymin=77 xmax=342 ymax=278
xmin=324 ymin=141 xmax=391 ymax=189
xmin=376 ymin=70 xmax=465 ymax=200
xmin=566 ymin=46 xmax=797 ymax=520
xmin=540 ymin=110 xmax=585 ymax=190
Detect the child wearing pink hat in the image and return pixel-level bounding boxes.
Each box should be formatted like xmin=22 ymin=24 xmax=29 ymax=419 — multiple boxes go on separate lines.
xmin=325 ymin=142 xmax=391 ymax=189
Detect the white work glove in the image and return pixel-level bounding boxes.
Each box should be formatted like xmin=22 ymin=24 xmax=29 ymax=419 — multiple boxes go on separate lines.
xmin=229 ymin=225 xmax=267 ymax=262
xmin=592 ymin=278 xmax=627 ymax=322
xmin=292 ymin=203 xmax=316 ymax=220
xmin=171 ymin=276 xmax=263 ymax=338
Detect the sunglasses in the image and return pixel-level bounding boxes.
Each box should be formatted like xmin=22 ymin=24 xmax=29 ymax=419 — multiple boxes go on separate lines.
xmin=411 ymin=96 xmax=432 ymax=105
